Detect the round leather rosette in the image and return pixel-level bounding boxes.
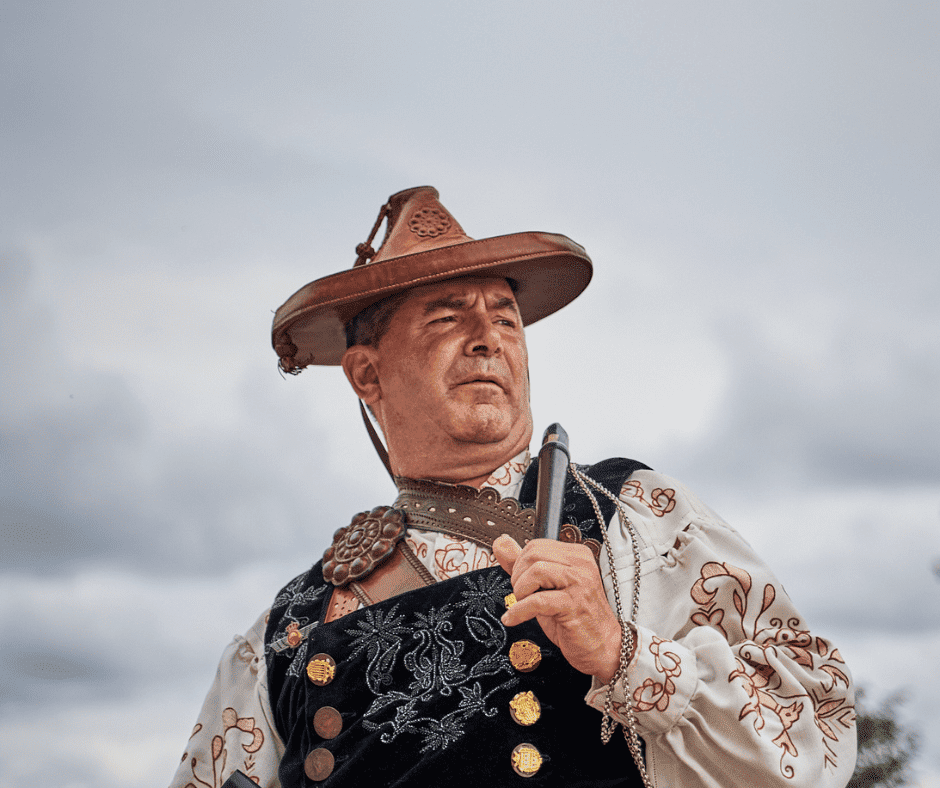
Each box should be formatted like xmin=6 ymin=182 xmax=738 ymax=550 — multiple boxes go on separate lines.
xmin=322 ymin=506 xmax=406 ymax=585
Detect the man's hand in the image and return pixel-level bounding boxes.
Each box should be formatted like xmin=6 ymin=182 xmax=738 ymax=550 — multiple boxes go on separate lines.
xmin=493 ymin=534 xmax=624 ymax=683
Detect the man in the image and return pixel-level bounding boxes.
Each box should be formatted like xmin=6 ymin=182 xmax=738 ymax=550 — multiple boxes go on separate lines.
xmin=170 ymin=187 xmax=856 ymax=787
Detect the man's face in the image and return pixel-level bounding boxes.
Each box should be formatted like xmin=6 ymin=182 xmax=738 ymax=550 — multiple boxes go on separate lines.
xmin=362 ymin=276 xmax=533 ymax=475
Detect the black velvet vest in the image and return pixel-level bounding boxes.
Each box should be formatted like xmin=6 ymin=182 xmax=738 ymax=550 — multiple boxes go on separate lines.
xmin=265 ymin=458 xmax=649 ymax=787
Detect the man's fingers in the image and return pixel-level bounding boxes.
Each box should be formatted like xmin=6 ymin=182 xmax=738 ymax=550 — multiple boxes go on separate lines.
xmin=508 ymin=539 xmax=595 ymax=574
xmin=510 ymin=560 xmax=579 ymax=599
xmin=492 ymin=533 xmax=523 ymax=574
xmin=501 ymin=589 xmax=569 ymax=626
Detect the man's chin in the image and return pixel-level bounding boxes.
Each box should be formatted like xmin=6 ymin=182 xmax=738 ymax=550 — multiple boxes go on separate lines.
xmin=447 ymin=408 xmax=514 ymax=445
xmin=446 ymin=404 xmax=532 ymax=447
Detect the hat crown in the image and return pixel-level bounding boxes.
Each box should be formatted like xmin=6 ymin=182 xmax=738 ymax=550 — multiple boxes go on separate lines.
xmin=362 ymin=186 xmax=472 ymax=266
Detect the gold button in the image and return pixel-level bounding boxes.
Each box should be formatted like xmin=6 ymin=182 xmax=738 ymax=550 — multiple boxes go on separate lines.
xmin=509 ymin=691 xmax=541 ymax=726
xmin=509 ymin=640 xmax=541 ymax=672
xmin=511 ymin=743 xmax=543 ymax=777
xmin=504 ymin=593 xmax=517 ymax=609
xmin=304 ymin=747 xmax=335 ymax=781
xmin=306 ymin=653 xmax=336 ymax=686
xmin=313 ymin=706 xmax=343 ymax=739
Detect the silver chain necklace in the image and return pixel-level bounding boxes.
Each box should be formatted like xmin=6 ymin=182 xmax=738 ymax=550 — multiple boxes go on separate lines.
xmin=570 ymin=466 xmax=652 ymax=788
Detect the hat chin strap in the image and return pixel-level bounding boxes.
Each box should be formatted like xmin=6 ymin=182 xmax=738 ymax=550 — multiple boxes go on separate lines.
xmin=359 ymin=400 xmax=395 ymax=481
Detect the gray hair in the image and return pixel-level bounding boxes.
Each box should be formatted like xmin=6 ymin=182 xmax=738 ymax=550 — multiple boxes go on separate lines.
xmin=344 ymin=277 xmax=519 ymax=350
xmin=344 ymin=291 xmax=411 ymax=349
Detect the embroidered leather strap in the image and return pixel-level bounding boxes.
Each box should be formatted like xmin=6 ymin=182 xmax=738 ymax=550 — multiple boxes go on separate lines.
xmin=325 ymin=542 xmax=434 ymax=622
xmin=322 ymin=478 xmax=539 ymax=622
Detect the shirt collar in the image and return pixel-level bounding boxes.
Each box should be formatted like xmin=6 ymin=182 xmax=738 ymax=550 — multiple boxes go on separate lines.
xmin=482 ymin=448 xmax=531 ymax=500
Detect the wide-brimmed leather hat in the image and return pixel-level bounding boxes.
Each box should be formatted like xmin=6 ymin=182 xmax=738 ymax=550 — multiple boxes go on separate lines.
xmin=272 ymin=186 xmax=593 ymax=370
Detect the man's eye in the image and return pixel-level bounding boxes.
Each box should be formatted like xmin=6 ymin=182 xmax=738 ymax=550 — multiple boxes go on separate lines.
xmin=432 ymin=315 xmax=456 ymax=324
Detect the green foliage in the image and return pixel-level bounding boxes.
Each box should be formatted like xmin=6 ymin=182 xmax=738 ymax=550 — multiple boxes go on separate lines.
xmin=848 ymin=688 xmax=918 ymax=788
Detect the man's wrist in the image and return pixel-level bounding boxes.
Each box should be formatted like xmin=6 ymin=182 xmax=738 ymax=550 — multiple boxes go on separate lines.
xmin=595 ymin=620 xmax=632 ymax=685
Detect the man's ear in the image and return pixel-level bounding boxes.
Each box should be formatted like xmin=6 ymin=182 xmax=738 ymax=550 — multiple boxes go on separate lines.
xmin=341 ymin=345 xmax=381 ymax=406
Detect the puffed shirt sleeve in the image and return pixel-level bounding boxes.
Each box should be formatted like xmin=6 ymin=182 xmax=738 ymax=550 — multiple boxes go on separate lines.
xmin=584 ymin=471 xmax=857 ymax=788
xmin=169 ymin=609 xmax=284 ymax=788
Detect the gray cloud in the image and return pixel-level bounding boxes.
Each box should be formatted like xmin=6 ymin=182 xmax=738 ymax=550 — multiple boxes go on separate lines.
xmin=669 ymin=299 xmax=940 ymax=492
xmin=0 ymin=257 xmax=386 ymax=576
xmin=0 ymin=646 xmax=123 ymax=704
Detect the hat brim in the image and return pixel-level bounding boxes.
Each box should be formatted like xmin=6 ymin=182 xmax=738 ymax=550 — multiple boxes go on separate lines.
xmin=272 ymin=231 xmax=592 ymax=367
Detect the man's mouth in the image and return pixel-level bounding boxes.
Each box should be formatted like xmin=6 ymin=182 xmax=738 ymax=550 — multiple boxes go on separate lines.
xmin=456 ymin=375 xmax=504 ymax=389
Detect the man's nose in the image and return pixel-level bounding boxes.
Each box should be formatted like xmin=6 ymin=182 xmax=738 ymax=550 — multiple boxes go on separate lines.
xmin=464 ymin=313 xmax=501 ymax=356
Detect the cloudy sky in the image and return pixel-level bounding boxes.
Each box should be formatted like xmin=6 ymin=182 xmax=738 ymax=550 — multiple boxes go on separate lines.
xmin=2 ymin=1 xmax=938 ymax=785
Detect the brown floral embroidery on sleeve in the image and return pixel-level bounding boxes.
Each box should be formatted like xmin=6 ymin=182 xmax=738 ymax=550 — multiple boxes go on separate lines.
xmin=183 ymin=707 xmax=265 ymax=787
xmin=633 ymin=635 xmax=683 ymax=713
xmin=620 ymin=480 xmax=676 ymax=517
xmin=690 ymin=562 xmax=855 ymax=778
xmin=811 ymin=638 xmax=855 ymax=770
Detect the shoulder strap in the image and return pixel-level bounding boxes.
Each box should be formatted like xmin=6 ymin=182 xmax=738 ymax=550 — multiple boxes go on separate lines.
xmin=360 ymin=401 xmax=394 ymax=480
xmin=323 ymin=543 xmax=435 ymax=622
